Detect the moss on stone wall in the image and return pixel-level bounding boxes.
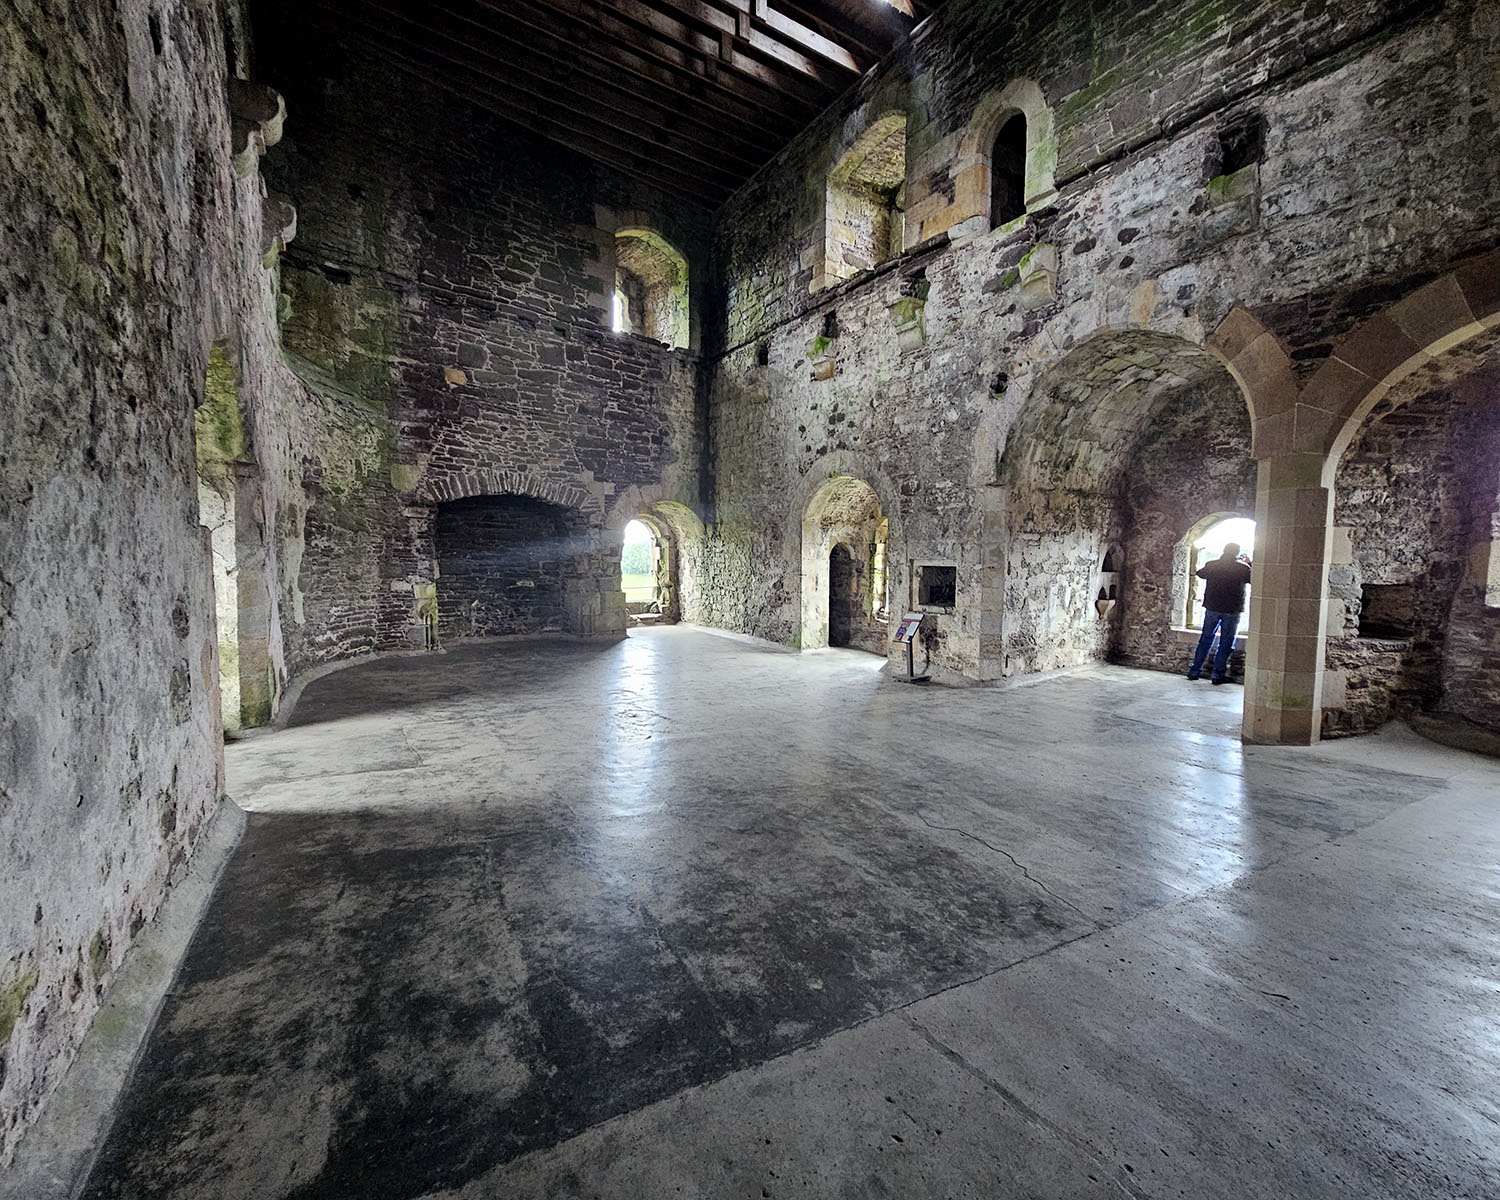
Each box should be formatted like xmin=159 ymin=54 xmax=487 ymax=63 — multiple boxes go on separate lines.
xmin=196 ymin=345 xmax=246 ymax=466
xmin=278 ymin=262 xmax=400 ymax=410
xmin=88 ymin=929 xmax=112 ymax=984
xmin=0 ymin=968 xmax=39 ymax=1049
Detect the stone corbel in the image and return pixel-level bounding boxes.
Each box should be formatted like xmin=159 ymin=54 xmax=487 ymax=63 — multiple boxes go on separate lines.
xmin=806 ymin=333 xmax=837 ymax=380
xmin=888 ymin=273 xmax=930 ymax=353
xmin=259 ymin=194 xmax=297 ymax=268
xmin=1017 ymin=243 xmax=1057 ymax=308
xmin=229 ymin=79 xmax=286 ymax=177
xmin=887 ymin=296 xmax=926 ymax=353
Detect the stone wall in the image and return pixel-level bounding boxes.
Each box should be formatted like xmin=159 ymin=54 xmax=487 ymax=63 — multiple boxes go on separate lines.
xmin=699 ymin=0 xmax=1500 ymax=683
xmin=255 ymin=41 xmax=711 ymax=653
xmin=1324 ymin=365 xmax=1500 ymax=736
xmin=0 ymin=0 xmax=287 ymax=1161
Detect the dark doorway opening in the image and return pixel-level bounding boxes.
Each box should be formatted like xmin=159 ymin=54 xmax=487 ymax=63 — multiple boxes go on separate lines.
xmin=829 ymin=544 xmax=856 ymax=647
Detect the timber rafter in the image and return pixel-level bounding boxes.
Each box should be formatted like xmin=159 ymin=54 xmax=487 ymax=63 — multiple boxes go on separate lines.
xmin=255 ymin=0 xmax=942 ymax=206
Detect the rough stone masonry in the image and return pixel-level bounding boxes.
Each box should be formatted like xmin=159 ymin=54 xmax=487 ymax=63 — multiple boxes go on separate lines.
xmin=2 ymin=0 xmax=1499 ymax=1170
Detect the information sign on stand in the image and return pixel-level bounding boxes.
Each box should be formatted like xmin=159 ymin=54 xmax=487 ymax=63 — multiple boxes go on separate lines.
xmin=892 ymin=611 xmax=931 ymax=684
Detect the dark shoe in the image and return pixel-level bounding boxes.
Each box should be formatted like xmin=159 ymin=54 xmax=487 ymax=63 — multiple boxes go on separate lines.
xmin=1186 ymin=672 xmax=1200 ymax=681
xmin=1211 ymin=676 xmax=1228 ymax=685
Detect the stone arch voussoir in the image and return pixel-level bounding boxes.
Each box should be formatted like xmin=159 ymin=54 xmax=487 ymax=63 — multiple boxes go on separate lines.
xmin=419 ymin=467 xmax=597 ymax=517
xmin=1205 ymin=306 xmax=1297 ymax=457
xmin=1315 ymin=250 xmax=1500 ymax=477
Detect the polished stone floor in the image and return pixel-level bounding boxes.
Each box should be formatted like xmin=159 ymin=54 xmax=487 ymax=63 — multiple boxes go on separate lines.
xmin=83 ymin=627 xmax=1500 ymax=1198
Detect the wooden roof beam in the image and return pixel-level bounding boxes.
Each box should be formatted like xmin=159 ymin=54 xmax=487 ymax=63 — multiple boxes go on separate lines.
xmin=457 ymin=0 xmax=799 ymax=140
xmin=331 ymin=25 xmax=735 ymax=203
xmin=586 ymin=0 xmax=850 ymax=91
xmin=495 ymin=0 xmax=821 ymax=125
xmin=331 ymin=0 xmax=772 ymax=168
xmin=642 ymin=0 xmax=860 ymax=73
xmin=749 ymin=0 xmax=860 ymax=71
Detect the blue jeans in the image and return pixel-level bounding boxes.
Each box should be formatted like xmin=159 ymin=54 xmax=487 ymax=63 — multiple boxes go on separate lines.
xmin=1190 ymin=610 xmax=1241 ymax=679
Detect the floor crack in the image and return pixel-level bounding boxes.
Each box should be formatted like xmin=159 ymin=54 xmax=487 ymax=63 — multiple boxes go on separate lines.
xmin=399 ymin=724 xmax=424 ymax=767
xmin=914 ymin=810 xmax=1098 ymax=925
xmin=900 ymin=1012 xmax=1152 ymax=1200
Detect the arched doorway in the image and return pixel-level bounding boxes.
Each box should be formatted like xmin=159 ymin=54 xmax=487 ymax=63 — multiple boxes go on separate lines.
xmin=801 ymin=474 xmax=888 ymax=653
xmin=620 ymin=515 xmax=680 ymax=626
xmin=997 ymin=329 xmax=1256 ymax=680
xmin=607 ymin=498 xmax=706 ymax=628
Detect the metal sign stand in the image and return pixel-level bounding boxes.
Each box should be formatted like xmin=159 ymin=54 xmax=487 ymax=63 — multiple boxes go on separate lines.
xmin=892 ymin=610 xmax=930 ymax=685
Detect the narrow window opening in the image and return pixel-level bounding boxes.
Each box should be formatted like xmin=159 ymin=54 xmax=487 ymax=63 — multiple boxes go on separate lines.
xmin=1217 ymin=112 xmax=1266 ymax=176
xmin=990 ymin=113 xmax=1027 ymax=227
xmin=822 ymin=113 xmax=907 ymax=288
xmin=870 ymin=517 xmax=890 ymax=620
xmin=1185 ymin=516 xmax=1255 ymax=631
xmin=613 ymin=229 xmax=689 ymax=348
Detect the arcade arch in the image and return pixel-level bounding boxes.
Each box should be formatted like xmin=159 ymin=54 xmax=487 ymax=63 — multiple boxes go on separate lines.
xmin=996 ymin=329 xmax=1256 ymax=679
xmin=800 ymin=474 xmax=891 ymax=653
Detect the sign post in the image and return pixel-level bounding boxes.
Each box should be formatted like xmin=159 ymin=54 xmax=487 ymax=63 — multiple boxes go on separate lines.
xmin=892 ymin=611 xmax=930 ymax=684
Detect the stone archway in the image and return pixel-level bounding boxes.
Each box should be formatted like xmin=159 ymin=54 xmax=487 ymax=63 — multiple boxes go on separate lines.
xmin=798 ymin=468 xmax=893 ymax=653
xmin=992 ymin=328 xmax=1254 ymax=680
xmin=604 ymin=493 xmax=708 ymax=626
xmin=1238 ymin=250 xmax=1500 ymax=744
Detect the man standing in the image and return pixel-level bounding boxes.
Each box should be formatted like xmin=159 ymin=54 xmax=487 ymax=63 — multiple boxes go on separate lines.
xmin=1188 ymin=542 xmax=1253 ymax=684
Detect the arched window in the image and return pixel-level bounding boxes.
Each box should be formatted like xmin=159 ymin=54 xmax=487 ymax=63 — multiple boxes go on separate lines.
xmin=990 ymin=114 xmax=1027 ymax=227
xmin=822 ymin=113 xmax=907 ymax=289
xmin=620 ymin=518 xmax=656 ymax=605
xmin=1181 ymin=515 xmax=1256 ymax=630
xmin=955 ymin=81 xmax=1057 ymax=236
xmin=613 ymin=229 xmax=689 ymax=349
xmin=870 ymin=516 xmax=890 ymax=620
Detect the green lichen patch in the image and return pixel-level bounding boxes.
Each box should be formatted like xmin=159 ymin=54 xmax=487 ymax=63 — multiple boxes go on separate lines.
xmin=0 ymin=967 xmax=39 ymax=1047
xmin=195 ymin=344 xmax=247 ymax=466
xmin=389 ymin=462 xmax=422 ymax=493
xmin=89 ymin=927 xmax=112 ymax=983
xmin=888 ymin=296 xmax=925 ymax=324
xmin=279 ymin=263 xmax=400 ymax=410
xmin=1207 ymin=165 xmax=1257 ymax=207
xmin=240 ymin=666 xmax=275 ymax=730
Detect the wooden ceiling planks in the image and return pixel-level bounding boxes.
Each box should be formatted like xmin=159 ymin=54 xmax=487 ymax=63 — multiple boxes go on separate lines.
xmin=254 ymin=0 xmax=942 ymax=207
